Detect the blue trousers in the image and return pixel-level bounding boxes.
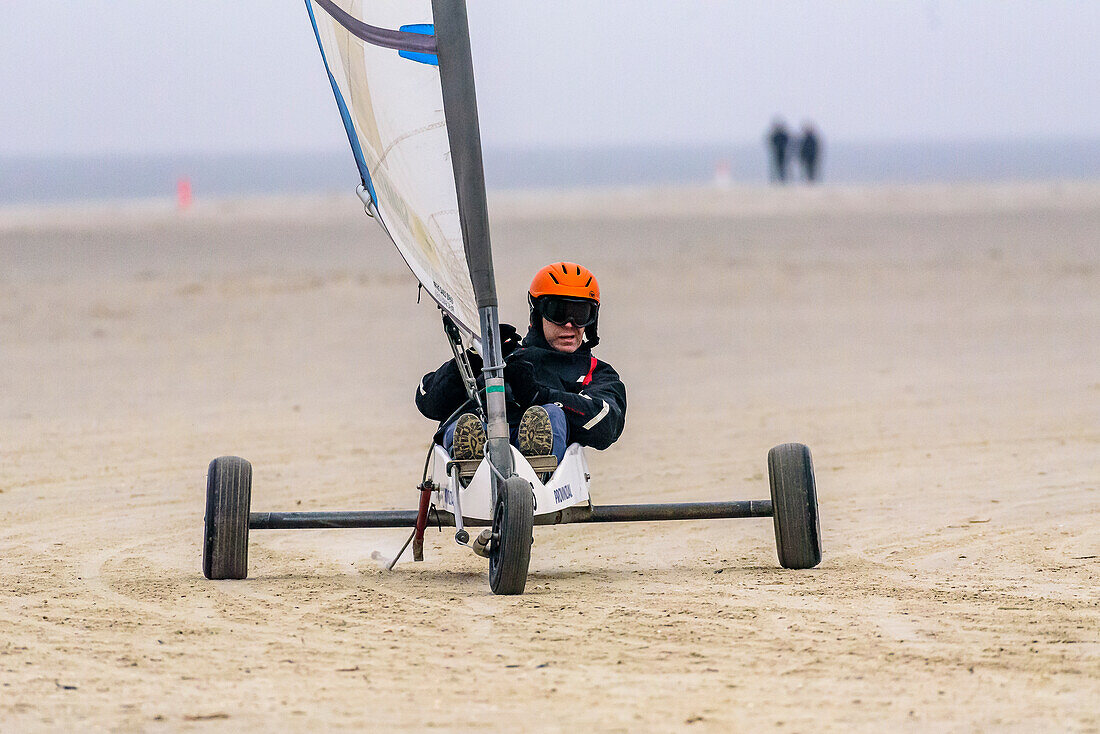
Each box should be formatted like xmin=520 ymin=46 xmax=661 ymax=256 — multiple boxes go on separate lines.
xmin=442 ymin=404 xmax=568 ymax=463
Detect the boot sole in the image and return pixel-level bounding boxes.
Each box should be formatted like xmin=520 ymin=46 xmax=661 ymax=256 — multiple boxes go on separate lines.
xmin=452 ymin=414 xmax=486 ymax=460
xmin=518 ymin=406 xmax=553 ymax=457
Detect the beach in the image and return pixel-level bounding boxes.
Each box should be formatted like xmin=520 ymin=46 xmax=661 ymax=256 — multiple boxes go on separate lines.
xmin=1 ymin=181 xmax=1097 ymax=731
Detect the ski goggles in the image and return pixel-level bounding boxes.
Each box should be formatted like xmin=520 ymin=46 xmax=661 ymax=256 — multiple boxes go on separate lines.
xmin=535 ymin=296 xmax=598 ymax=328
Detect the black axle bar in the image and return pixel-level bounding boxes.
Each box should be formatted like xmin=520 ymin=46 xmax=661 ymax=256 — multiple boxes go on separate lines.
xmin=249 ymin=500 xmax=773 ymax=530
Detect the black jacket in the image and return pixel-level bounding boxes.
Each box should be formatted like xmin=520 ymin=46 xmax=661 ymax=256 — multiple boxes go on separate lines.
xmin=415 ymin=326 xmax=627 ymax=450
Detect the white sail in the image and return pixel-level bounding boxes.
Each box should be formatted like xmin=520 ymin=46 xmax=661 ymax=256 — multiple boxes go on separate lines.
xmin=306 ymin=0 xmax=479 ymax=336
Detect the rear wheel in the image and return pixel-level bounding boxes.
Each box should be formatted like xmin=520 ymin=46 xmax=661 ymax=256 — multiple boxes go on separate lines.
xmin=768 ymin=443 xmax=821 ymax=569
xmin=488 ymin=475 xmax=534 ymax=595
xmin=203 ymin=456 xmax=252 ymax=579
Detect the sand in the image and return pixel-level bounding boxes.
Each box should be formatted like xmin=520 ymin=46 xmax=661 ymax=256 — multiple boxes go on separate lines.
xmin=0 ymin=182 xmax=1097 ymax=731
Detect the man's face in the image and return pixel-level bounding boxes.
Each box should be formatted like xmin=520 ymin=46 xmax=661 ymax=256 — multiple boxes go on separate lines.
xmin=542 ymin=317 xmax=584 ymax=353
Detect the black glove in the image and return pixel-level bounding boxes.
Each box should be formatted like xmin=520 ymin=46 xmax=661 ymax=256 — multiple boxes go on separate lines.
xmin=504 ymin=354 xmax=546 ymax=408
xmin=499 ymin=323 xmax=521 ymax=358
xmin=454 ymin=323 xmax=518 ymax=375
xmin=454 ymin=348 xmax=483 ymax=374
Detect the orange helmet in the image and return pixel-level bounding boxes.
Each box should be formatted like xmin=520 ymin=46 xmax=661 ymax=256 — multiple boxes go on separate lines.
xmin=528 ymin=262 xmax=602 ymax=347
xmin=528 ymin=262 xmax=600 ymax=303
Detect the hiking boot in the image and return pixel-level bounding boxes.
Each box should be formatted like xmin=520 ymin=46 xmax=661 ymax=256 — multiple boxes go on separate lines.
xmin=451 ymin=413 xmax=485 ymax=460
xmin=517 ymin=405 xmax=554 ymax=457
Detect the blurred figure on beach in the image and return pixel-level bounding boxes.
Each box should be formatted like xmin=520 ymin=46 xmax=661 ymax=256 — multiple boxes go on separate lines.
xmin=767 ymin=118 xmax=791 ymax=183
xmin=798 ymin=122 xmax=822 ymax=183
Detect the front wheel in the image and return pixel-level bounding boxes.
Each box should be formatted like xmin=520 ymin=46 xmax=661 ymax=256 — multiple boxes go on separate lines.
xmin=768 ymin=443 xmax=822 ymax=569
xmin=488 ymin=476 xmax=534 ymax=595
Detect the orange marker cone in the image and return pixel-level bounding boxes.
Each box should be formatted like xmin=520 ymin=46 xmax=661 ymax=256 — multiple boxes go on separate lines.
xmin=177 ymin=177 xmax=192 ymax=210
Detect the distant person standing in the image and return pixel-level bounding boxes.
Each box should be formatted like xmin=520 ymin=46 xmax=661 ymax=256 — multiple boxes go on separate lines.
xmin=767 ymin=118 xmax=791 ymax=183
xmin=798 ymin=123 xmax=822 ymax=183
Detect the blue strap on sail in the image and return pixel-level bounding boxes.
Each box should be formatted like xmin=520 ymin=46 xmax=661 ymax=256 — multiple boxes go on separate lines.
xmin=398 ymin=25 xmax=439 ymax=66
xmin=304 ymin=0 xmax=377 ymax=204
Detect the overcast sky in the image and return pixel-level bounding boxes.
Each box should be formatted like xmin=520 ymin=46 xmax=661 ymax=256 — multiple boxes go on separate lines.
xmin=2 ymin=1 xmax=1098 ymax=156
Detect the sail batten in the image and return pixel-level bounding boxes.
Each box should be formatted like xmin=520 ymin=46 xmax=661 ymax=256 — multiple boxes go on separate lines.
xmin=311 ymin=0 xmax=437 ymax=54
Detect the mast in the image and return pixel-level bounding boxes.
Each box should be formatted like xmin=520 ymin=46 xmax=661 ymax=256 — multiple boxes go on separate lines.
xmin=432 ymin=0 xmax=513 ymax=480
